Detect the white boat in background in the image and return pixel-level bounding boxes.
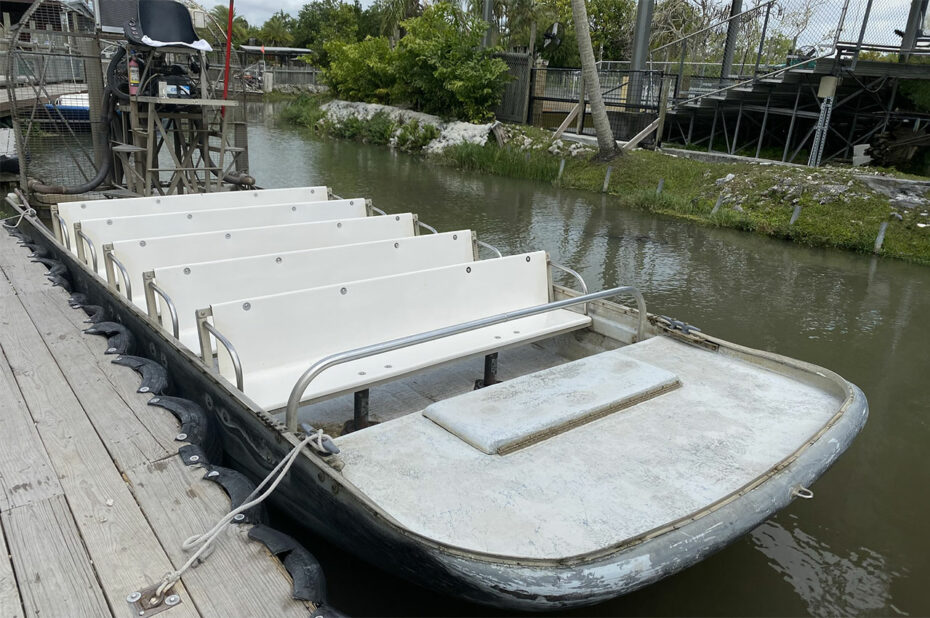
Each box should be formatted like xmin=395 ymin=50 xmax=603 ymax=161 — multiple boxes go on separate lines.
xmin=9 ymin=187 xmax=865 ymax=610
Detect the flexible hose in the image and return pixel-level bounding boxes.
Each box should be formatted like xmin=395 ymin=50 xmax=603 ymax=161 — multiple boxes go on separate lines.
xmin=28 ymin=89 xmax=116 ymax=195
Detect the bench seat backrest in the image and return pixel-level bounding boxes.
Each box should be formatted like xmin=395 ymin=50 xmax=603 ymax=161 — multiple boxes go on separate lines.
xmin=109 ymin=214 xmax=418 ymax=307
xmin=153 ymin=230 xmax=477 ymax=350
xmin=210 ymin=251 xmax=549 ymax=389
xmin=77 ymin=198 xmax=367 ymax=275
xmin=56 ymin=186 xmax=328 ymax=251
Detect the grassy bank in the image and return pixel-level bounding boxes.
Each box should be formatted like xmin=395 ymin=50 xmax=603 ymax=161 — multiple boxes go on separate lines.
xmin=282 ymin=96 xmax=930 ymax=264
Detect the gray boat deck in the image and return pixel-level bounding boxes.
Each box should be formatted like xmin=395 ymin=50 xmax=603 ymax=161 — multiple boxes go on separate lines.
xmin=0 ymin=230 xmax=312 ymax=617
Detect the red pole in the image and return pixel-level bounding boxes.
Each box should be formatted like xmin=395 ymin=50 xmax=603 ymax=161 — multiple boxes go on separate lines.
xmin=221 ymin=0 xmax=234 ymax=110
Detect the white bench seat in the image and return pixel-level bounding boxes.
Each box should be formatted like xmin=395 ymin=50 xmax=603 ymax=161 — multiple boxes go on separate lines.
xmin=55 ymin=186 xmax=329 ymax=250
xmin=76 ymin=198 xmax=368 ymax=275
xmin=246 ymin=311 xmax=591 ymax=412
xmin=204 ymin=251 xmax=592 ymax=412
xmin=147 ymin=231 xmax=478 ymax=351
xmin=106 ymin=214 xmax=418 ymax=308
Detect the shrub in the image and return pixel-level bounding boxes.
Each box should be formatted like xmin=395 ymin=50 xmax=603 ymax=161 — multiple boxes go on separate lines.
xmin=394 ymin=120 xmax=440 ymax=152
xmin=394 ymin=3 xmax=510 ymax=122
xmin=324 ymin=36 xmax=396 ymax=104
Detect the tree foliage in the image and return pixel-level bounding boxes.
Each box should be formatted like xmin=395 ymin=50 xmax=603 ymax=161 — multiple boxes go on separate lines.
xmin=324 ymin=3 xmax=509 ymax=122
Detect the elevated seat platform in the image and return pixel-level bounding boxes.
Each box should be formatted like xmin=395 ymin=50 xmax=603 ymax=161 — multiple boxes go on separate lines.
xmin=200 ymin=252 xmax=592 ymax=412
xmin=145 ymin=231 xmax=478 ymax=350
xmin=54 ymin=186 xmax=329 ymax=249
xmin=75 ymin=198 xmax=369 ymax=274
xmin=105 ymin=214 xmax=419 ymax=308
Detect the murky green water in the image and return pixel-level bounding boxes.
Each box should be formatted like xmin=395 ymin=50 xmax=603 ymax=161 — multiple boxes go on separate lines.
xmin=246 ymin=103 xmax=929 ymax=617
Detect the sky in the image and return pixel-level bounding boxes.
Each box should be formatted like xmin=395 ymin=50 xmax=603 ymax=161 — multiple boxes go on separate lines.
xmin=228 ymin=0 xmax=918 ymax=48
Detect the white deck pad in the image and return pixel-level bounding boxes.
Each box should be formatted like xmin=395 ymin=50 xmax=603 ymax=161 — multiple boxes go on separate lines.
xmin=424 ymin=354 xmax=680 ymax=454
xmin=335 ymin=336 xmax=844 ymax=560
xmin=57 ymin=186 xmax=328 ymax=250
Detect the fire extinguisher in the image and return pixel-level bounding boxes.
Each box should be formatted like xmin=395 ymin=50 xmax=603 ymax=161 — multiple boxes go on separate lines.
xmin=128 ymin=54 xmax=140 ymax=96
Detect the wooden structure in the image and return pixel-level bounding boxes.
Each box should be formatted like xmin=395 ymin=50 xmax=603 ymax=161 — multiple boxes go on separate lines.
xmin=0 ymin=230 xmax=313 ymax=617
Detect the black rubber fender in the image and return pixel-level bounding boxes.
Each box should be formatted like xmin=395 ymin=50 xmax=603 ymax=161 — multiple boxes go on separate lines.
xmin=32 ymin=256 xmax=67 ymax=277
xmin=147 ymin=396 xmax=221 ymax=462
xmin=24 ymin=242 xmax=50 ymax=258
xmin=110 ymin=354 xmax=168 ymax=394
xmin=81 ymin=304 xmax=107 ymax=323
xmin=48 ymin=273 xmax=72 ymax=292
xmin=6 ymin=228 xmax=30 ymax=243
xmin=179 ymin=443 xmax=209 ymax=467
xmin=248 ymin=524 xmax=328 ymax=605
xmin=83 ymin=321 xmax=134 ymax=354
xmin=201 ymin=465 xmax=266 ymax=524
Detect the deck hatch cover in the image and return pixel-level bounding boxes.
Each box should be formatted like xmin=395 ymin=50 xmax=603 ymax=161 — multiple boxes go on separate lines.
xmin=423 ymin=351 xmax=680 ymax=454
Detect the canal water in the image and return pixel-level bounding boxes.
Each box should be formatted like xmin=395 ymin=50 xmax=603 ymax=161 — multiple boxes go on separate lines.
xmin=246 ymin=103 xmax=928 ymax=617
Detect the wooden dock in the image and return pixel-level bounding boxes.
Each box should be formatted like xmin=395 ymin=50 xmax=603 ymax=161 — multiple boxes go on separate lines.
xmin=0 ymin=230 xmax=313 ymax=617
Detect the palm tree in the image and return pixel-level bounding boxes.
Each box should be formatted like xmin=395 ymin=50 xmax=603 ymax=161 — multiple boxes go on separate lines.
xmin=261 ymin=11 xmax=295 ymax=47
xmin=569 ymin=0 xmax=616 ymax=159
xmin=209 ymin=4 xmax=250 ymax=46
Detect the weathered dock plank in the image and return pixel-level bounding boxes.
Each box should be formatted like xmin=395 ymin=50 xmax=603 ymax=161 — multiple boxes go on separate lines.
xmin=0 ymin=230 xmax=311 ymax=617
xmin=0 ymin=294 xmax=200 ymax=618
xmin=0 ymin=346 xmax=62 ymax=511
xmin=128 ymin=457 xmax=311 ymax=618
xmin=1 ymin=495 xmax=113 ymax=618
xmin=0 ymin=521 xmax=24 ymax=618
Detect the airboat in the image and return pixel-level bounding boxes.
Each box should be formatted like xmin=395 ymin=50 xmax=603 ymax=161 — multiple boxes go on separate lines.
xmin=3 ymin=0 xmax=867 ymax=611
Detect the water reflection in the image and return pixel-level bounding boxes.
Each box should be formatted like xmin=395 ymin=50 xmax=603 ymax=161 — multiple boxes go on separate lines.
xmin=245 ymin=103 xmax=930 ymax=617
xmin=751 ymin=517 xmax=907 ymax=617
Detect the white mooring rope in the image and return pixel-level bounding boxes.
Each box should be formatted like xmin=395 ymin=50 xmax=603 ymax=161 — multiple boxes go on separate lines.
xmin=151 ymin=428 xmax=333 ymax=604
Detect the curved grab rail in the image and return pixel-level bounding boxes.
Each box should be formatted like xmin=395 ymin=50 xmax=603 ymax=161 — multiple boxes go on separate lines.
xmin=369 ymin=205 xmax=387 ymax=216
xmin=147 ymin=281 xmax=180 ymax=339
xmin=56 ymin=213 xmax=72 ymax=250
xmin=104 ymin=251 xmax=133 ymax=301
xmin=202 ymin=321 xmax=244 ymax=391
xmin=476 ymin=240 xmax=503 ymax=259
xmin=550 ymin=262 xmax=589 ymax=314
xmin=75 ymin=229 xmax=97 ymax=272
xmin=417 ymin=220 xmax=439 ymax=234
xmin=284 ymin=285 xmax=647 ymax=432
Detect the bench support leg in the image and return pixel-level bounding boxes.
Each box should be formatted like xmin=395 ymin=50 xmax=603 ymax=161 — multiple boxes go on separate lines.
xmin=354 ymin=389 xmax=370 ymax=430
xmin=475 ymin=353 xmax=500 ymax=389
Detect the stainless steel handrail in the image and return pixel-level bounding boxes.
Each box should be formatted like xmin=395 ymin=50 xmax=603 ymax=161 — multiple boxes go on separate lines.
xmin=284 ymin=285 xmax=647 ymax=431
xmin=550 ymin=262 xmax=589 ymax=314
xmin=147 ymin=281 xmax=180 ymax=339
xmin=105 ymin=251 xmax=133 ymax=300
xmin=476 ymin=240 xmax=503 ymax=259
xmin=417 ymin=220 xmax=439 ymax=234
xmin=75 ymin=229 xmax=97 ymax=272
xmin=202 ymin=321 xmax=244 ymax=391
xmin=56 ymin=213 xmax=72 ymax=250
xmin=370 ymin=205 xmax=387 ymax=216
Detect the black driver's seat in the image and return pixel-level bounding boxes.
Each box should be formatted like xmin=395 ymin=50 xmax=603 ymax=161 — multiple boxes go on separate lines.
xmin=124 ymin=0 xmax=211 ymax=50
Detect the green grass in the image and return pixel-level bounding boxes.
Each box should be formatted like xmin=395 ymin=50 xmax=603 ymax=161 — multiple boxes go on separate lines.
xmin=280 ymin=96 xmax=930 ymax=264
xmin=437 ymin=144 xmax=930 ymax=264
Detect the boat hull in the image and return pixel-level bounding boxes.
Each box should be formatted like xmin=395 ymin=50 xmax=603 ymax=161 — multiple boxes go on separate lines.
xmin=14 ymin=213 xmax=868 ymax=610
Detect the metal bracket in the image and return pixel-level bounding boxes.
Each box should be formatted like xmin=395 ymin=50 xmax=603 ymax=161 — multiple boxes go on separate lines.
xmin=125 ymin=583 xmax=182 ymax=616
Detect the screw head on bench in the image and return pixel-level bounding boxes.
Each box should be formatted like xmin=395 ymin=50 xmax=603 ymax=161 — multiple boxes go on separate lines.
xmin=466 ymin=267 xmax=471 ymax=273
xmin=106 ymin=219 xmax=112 ymax=225
xmin=275 ymin=257 xmax=282 ymax=263
xmin=139 ymin=240 xmax=146 ymax=247
xmin=337 ymin=222 xmax=342 ymax=228
xmin=453 ymin=234 xmax=457 ymax=240
xmin=225 ymin=233 xmax=231 ymax=239
xmin=183 ymin=267 xmax=190 ymax=274
xmin=340 ymin=287 xmax=347 ymax=295
xmin=291 ymin=206 xmax=296 ymax=211
xmin=242 ymin=302 xmax=251 ymax=311
xmin=394 ymin=242 xmax=399 ymax=248
xmin=187 ymin=214 xmax=193 ymax=219
xmin=526 ymin=256 xmax=531 ymax=262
